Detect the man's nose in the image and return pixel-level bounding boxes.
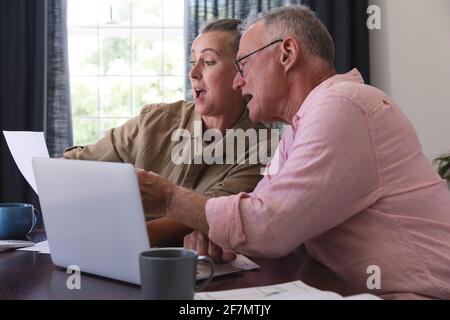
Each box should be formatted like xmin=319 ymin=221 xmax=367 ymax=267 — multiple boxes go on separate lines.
xmin=233 ymin=72 xmax=245 ymax=91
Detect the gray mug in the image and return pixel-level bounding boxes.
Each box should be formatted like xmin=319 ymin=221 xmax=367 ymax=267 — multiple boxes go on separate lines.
xmin=139 ymin=248 xmax=214 ymax=300
xmin=0 ymin=203 xmax=39 ymax=240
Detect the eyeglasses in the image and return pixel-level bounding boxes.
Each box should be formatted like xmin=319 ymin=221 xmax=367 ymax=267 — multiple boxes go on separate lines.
xmin=234 ymin=39 xmax=284 ymax=77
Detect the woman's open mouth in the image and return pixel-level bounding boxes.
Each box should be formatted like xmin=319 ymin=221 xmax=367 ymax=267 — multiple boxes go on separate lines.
xmin=194 ymin=88 xmax=207 ymax=99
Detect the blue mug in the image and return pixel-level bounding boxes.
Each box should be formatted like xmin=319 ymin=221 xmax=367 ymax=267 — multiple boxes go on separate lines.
xmin=0 ymin=203 xmax=39 ymax=240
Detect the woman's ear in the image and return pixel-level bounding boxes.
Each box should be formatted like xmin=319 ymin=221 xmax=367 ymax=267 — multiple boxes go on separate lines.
xmin=279 ymin=38 xmax=300 ymax=71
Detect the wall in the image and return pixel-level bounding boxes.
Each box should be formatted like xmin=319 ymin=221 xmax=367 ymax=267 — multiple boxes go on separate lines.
xmin=369 ymin=0 xmax=450 ymax=159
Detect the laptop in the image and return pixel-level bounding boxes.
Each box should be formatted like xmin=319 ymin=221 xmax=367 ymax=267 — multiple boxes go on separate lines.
xmin=32 ymin=158 xmax=259 ymax=285
xmin=32 ymin=158 xmax=150 ymax=285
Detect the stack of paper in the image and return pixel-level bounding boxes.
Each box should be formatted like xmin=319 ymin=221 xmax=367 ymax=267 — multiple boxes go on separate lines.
xmin=195 ymin=280 xmax=381 ymax=300
xmin=17 ymin=240 xmax=50 ymax=254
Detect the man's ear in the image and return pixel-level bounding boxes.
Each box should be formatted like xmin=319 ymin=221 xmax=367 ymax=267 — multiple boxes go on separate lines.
xmin=279 ymin=38 xmax=300 ymax=71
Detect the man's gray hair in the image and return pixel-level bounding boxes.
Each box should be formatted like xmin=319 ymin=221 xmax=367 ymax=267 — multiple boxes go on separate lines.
xmin=240 ymin=5 xmax=335 ymax=67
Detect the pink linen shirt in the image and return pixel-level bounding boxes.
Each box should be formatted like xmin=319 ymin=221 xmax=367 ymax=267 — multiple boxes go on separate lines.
xmin=206 ymin=69 xmax=450 ymax=299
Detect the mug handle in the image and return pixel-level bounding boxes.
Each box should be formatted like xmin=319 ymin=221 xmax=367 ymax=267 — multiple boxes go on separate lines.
xmin=195 ymin=255 xmax=215 ymax=291
xmin=26 ymin=208 xmax=40 ymax=235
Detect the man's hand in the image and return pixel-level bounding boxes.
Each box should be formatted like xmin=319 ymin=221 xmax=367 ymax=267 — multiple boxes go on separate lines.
xmin=184 ymin=231 xmax=236 ymax=264
xmin=135 ymin=169 xmax=175 ymax=218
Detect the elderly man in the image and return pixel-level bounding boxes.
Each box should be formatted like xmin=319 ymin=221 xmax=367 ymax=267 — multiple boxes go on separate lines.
xmin=137 ymin=5 xmax=450 ymax=299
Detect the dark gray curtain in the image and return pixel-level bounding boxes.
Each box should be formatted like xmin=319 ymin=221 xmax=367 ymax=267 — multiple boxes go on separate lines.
xmin=303 ymin=0 xmax=370 ymax=83
xmin=46 ymin=0 xmax=73 ymax=158
xmin=0 ymin=0 xmax=72 ymax=207
xmin=184 ymin=0 xmax=370 ymax=98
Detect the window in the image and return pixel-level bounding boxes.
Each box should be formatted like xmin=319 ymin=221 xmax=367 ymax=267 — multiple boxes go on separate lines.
xmin=68 ymin=0 xmax=185 ymax=145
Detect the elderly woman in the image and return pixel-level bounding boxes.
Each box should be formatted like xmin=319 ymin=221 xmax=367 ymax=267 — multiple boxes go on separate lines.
xmin=63 ymin=19 xmax=270 ymax=246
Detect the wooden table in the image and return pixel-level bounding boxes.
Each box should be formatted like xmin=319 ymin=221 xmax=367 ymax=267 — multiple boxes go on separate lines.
xmin=0 ymin=231 xmax=353 ymax=299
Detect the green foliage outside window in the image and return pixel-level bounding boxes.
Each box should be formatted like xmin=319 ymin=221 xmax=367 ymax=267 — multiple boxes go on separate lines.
xmin=69 ymin=0 xmax=184 ymax=146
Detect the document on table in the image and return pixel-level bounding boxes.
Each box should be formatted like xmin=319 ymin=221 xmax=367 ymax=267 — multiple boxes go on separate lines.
xmin=16 ymin=240 xmax=50 ymax=254
xmin=195 ymin=280 xmax=382 ymax=300
xmin=2 ymin=131 xmax=49 ymax=194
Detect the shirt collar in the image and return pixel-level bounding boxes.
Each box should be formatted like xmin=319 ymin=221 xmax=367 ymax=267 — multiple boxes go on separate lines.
xmin=295 ymin=68 xmax=364 ymax=123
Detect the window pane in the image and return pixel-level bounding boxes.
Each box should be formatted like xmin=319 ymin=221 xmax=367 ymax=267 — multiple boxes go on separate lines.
xmin=73 ymin=118 xmax=99 ymax=146
xmin=132 ymin=0 xmax=163 ymax=27
xmin=163 ymin=76 xmax=184 ymax=102
xmin=99 ymin=118 xmax=128 ymax=137
xmin=67 ymin=0 xmax=98 ymax=27
xmin=132 ymin=29 xmax=163 ymax=75
xmin=163 ymin=0 xmax=184 ymax=28
xmin=100 ymin=77 xmax=131 ymax=117
xmin=132 ymin=77 xmax=163 ymax=114
xmin=68 ymin=30 xmax=98 ymax=75
xmin=99 ymin=0 xmax=131 ymax=27
xmin=99 ymin=29 xmax=131 ymax=75
xmin=69 ymin=0 xmax=185 ymax=145
xmin=163 ymin=29 xmax=184 ymax=76
xmin=71 ymin=77 xmax=99 ymax=117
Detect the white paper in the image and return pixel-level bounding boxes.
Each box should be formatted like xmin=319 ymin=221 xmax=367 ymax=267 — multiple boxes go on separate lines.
xmin=197 ymin=255 xmax=260 ymax=280
xmin=195 ymin=280 xmax=381 ymax=300
xmin=3 ymin=131 xmax=50 ymax=194
xmin=16 ymin=240 xmax=50 ymax=254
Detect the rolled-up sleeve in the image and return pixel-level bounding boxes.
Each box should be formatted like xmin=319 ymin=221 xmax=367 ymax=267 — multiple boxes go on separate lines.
xmin=206 ymin=96 xmax=380 ymax=258
xmin=63 ymin=116 xmax=141 ymax=163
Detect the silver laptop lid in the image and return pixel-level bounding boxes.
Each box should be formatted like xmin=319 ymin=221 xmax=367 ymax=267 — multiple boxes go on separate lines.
xmin=32 ymin=158 xmax=150 ymax=285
